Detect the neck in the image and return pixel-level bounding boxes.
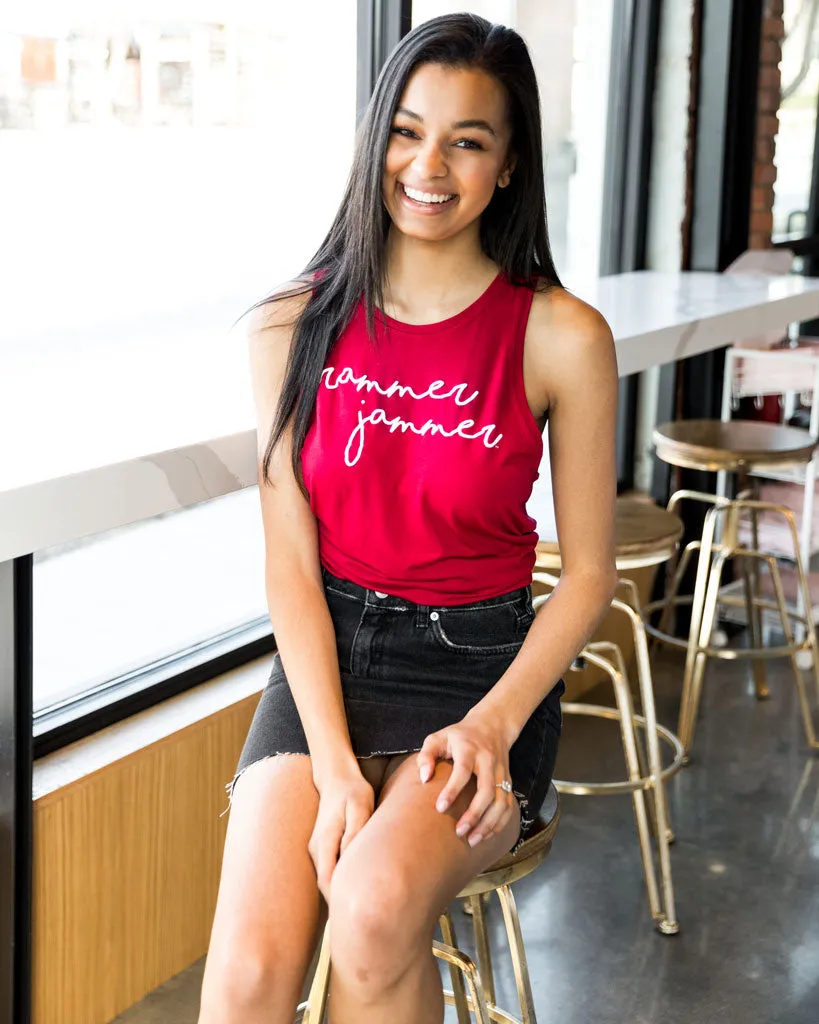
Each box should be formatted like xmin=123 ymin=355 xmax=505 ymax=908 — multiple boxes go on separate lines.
xmin=381 ymin=226 xmax=497 ymax=312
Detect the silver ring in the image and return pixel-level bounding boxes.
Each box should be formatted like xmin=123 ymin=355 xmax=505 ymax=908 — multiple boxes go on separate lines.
xmin=495 ymin=780 xmax=513 ymax=793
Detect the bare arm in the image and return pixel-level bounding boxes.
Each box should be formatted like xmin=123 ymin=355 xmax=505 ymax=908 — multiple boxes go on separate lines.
xmin=240 ymin=290 xmax=360 ymax=790
xmin=470 ymin=288 xmax=620 ymax=744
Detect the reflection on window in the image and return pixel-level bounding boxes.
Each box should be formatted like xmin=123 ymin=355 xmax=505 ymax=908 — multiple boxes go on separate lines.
xmin=411 ymin=0 xmax=615 ymax=283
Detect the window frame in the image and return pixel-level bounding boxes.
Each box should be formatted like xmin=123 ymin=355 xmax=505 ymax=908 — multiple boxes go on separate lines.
xmin=601 ymin=0 xmax=663 ymax=494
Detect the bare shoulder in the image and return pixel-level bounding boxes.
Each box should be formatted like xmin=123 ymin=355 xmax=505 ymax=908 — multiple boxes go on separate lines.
xmin=526 ymin=283 xmax=617 ymax=404
xmin=528 ymin=283 xmax=614 ymax=356
xmin=234 ymin=278 xmax=316 ymax=464
xmin=233 ymin=278 xmax=315 ymax=356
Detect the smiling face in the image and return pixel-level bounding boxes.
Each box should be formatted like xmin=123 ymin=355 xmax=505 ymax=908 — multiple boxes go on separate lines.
xmin=382 ymin=62 xmax=516 ymax=242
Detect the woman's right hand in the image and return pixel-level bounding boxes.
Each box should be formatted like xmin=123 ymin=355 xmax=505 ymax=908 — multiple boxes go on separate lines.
xmin=308 ymin=765 xmax=375 ymax=900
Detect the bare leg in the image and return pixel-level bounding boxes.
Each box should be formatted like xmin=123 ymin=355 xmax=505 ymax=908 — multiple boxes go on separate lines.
xmin=198 ymin=753 xmax=391 ymax=1024
xmin=327 ymin=754 xmax=521 ymax=1024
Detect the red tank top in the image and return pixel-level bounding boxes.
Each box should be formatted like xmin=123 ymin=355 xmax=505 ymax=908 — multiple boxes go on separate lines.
xmin=300 ymin=269 xmax=544 ymax=604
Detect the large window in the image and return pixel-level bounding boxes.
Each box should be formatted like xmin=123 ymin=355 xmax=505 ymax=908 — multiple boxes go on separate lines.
xmin=412 ymin=1 xmax=616 ymax=284
xmin=772 ymin=0 xmax=819 ymax=253
xmin=0 ymin=2 xmax=357 ymax=721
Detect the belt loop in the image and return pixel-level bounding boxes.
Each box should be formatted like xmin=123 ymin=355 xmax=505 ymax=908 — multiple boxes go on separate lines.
xmin=415 ymin=603 xmax=430 ymax=628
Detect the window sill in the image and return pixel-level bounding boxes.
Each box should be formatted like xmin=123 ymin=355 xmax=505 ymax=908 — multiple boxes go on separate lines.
xmin=33 ymin=654 xmax=268 ymax=802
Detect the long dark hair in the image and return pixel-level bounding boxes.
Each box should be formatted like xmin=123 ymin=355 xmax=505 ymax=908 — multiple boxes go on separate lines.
xmin=242 ymin=12 xmax=564 ymax=490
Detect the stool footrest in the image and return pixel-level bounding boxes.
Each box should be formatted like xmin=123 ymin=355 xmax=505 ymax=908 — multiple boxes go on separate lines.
xmin=441 ymin=988 xmax=521 ymax=1024
xmin=553 ymin=703 xmax=685 ymax=796
xmin=644 ymin=593 xmax=813 ymax=660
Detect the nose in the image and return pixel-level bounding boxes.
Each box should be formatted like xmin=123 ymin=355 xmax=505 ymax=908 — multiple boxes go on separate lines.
xmin=411 ymin=137 xmax=448 ymax=180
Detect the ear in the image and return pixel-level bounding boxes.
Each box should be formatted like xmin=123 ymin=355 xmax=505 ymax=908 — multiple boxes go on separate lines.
xmin=498 ymin=152 xmax=517 ymax=188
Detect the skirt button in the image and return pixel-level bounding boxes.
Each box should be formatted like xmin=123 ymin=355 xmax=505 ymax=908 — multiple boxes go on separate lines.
xmin=374 ymin=590 xmax=388 ymax=598
xmin=430 ymin=611 xmax=440 ymax=621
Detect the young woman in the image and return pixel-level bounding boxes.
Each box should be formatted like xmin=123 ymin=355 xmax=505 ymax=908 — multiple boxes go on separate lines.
xmin=199 ymin=13 xmax=618 ymax=1024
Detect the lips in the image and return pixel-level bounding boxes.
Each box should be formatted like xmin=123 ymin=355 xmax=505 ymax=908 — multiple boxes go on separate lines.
xmin=398 ymin=181 xmax=458 ymax=208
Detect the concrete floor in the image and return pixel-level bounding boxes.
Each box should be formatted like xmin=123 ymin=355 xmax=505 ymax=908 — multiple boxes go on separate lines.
xmin=111 ymin=645 xmax=819 ymax=1023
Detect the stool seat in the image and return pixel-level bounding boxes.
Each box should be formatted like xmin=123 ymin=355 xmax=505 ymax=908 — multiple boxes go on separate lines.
xmin=487 ymin=795 xmax=559 ymax=872
xmin=536 ymin=496 xmax=683 ymax=570
xmin=652 ymin=419 xmax=816 ymax=472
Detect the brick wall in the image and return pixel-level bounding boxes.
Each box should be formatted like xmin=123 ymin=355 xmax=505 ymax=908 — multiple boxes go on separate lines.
xmin=680 ymin=0 xmax=701 ymax=270
xmin=750 ymin=0 xmax=785 ymax=250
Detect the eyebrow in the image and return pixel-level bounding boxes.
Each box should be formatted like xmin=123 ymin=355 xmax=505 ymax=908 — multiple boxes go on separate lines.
xmin=394 ymin=106 xmax=497 ymax=138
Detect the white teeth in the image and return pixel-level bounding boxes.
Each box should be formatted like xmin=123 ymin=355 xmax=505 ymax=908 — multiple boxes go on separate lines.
xmin=402 ymin=183 xmax=454 ymax=204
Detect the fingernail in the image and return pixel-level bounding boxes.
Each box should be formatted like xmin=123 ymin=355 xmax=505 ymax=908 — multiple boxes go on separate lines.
xmin=468 ymin=833 xmax=483 ymax=847
xmin=436 ymin=797 xmax=448 ymax=812
xmin=456 ymin=823 xmax=469 ymax=837
xmin=420 ymin=764 xmax=431 ymax=783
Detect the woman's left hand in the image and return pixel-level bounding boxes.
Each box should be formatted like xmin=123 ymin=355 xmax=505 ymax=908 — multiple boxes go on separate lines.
xmin=416 ymin=710 xmax=515 ymax=847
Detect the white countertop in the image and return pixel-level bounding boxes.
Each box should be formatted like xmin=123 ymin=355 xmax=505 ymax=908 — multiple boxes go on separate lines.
xmin=3 ymin=269 xmax=819 ymax=561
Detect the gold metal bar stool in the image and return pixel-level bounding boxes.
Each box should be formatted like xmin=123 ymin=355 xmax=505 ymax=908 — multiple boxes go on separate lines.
xmin=295 ymin=785 xmax=560 ymax=1024
xmin=645 ymin=419 xmax=819 ymax=761
xmin=534 ymin=496 xmax=687 ymax=935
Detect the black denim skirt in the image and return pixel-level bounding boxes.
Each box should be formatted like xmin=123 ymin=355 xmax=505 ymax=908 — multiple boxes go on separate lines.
xmin=227 ymin=563 xmax=564 ymax=854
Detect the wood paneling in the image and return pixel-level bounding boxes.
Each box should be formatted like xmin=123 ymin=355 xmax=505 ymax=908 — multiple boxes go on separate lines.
xmin=32 ymin=693 xmax=258 ymax=1024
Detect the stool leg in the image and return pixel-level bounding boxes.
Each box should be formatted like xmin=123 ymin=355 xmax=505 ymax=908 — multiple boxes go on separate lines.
xmin=741 ymin=549 xmax=769 ymax=699
xmin=617 ymin=597 xmax=679 ymax=934
xmin=629 ymin=707 xmax=675 ymax=846
xmin=586 ymin=643 xmax=663 ymax=925
xmin=679 ymin=507 xmax=721 ymax=759
xmin=433 ymin=940 xmax=492 ymax=1024
xmin=439 ymin=908 xmax=472 ymax=1024
xmin=630 ymin=709 xmax=661 ymax=839
xmin=496 ymin=884 xmax=537 ymax=1024
xmin=682 ymin=549 xmax=730 ymax=757
xmin=746 ymin=507 xmax=771 ymax=699
xmin=651 ymin=540 xmax=700 ymax=656
xmin=301 ymin=921 xmax=331 ymax=1024
xmin=766 ymin=554 xmax=819 ymax=751
xmin=469 ymin=893 xmax=496 ymax=1007
xmin=777 ymin=503 xmax=819 ymax=706
xmin=616 ymin=582 xmax=675 ymax=845
xmin=461 ymin=891 xmax=490 ymax=916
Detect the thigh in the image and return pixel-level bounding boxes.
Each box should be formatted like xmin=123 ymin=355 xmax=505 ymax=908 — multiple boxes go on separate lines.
xmin=206 ymin=753 xmax=392 ymax=963
xmin=358 ymin=754 xmax=392 ymax=793
xmin=338 ymin=753 xmax=519 ymax=926
xmin=203 ymin=753 xmax=325 ymax=988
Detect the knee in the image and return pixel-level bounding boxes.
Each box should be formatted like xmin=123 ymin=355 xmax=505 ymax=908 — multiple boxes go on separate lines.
xmin=328 ymin=855 xmax=430 ymax=989
xmin=198 ymin=940 xmax=307 ymax=1022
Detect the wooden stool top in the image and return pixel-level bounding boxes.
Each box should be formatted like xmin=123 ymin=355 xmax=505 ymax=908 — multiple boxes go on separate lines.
xmin=535 ymin=497 xmax=683 ymax=570
xmin=653 ymin=419 xmax=816 ymax=472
